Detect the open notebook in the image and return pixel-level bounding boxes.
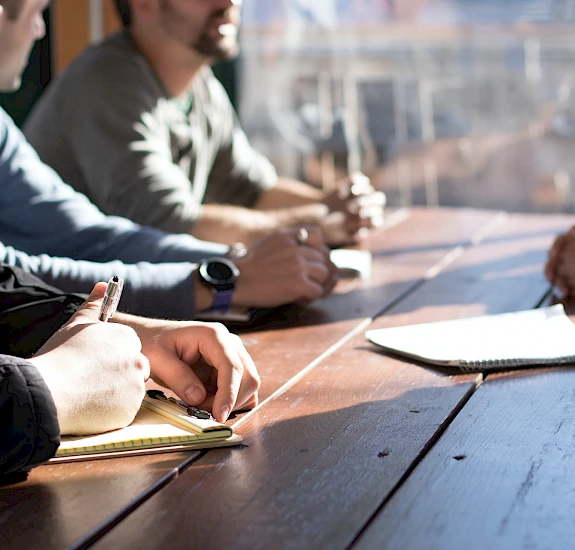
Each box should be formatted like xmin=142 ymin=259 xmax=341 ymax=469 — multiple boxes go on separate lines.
xmin=365 ymin=304 xmax=575 ymax=372
xmin=50 ymin=390 xmax=242 ymax=462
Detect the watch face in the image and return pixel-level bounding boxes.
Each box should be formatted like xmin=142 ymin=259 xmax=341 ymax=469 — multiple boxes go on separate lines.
xmin=206 ymin=261 xmax=234 ymax=281
xmin=199 ymin=258 xmax=239 ymax=291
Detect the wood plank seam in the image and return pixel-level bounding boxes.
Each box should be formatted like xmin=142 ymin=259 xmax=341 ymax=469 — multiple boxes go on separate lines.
xmin=59 ymin=208 xmax=509 ymax=549
xmin=233 ymin=210 xmax=509 ymax=432
xmin=66 ymin=451 xmax=206 ymax=550
xmin=346 ymin=377 xmax=482 ymax=550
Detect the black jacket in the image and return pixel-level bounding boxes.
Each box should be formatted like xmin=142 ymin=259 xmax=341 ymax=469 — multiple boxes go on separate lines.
xmin=0 ymin=266 xmax=85 ymax=476
xmin=0 ymin=356 xmax=60 ymax=476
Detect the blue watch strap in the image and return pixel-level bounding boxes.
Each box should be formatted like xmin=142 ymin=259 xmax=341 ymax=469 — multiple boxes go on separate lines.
xmin=210 ymin=289 xmax=234 ymax=313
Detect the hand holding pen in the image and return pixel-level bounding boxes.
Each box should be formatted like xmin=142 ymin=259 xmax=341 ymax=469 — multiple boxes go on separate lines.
xmin=30 ymin=281 xmax=148 ymax=435
xmin=99 ymin=276 xmax=124 ymax=322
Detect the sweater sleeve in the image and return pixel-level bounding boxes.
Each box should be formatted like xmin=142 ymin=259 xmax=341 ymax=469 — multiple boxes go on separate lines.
xmin=0 ymin=242 xmax=200 ymax=320
xmin=0 ymin=107 xmax=228 ymax=265
xmin=0 ymin=356 xmax=60 ymax=476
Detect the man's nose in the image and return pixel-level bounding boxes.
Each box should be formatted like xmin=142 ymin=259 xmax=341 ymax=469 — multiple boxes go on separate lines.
xmin=33 ymin=13 xmax=46 ymax=40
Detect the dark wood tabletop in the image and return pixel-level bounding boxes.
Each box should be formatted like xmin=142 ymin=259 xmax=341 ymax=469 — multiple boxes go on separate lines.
xmin=2 ymin=207 xmax=574 ymax=550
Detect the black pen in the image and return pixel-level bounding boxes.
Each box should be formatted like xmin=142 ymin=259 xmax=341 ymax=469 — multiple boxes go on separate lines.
xmin=98 ymin=276 xmax=124 ymax=322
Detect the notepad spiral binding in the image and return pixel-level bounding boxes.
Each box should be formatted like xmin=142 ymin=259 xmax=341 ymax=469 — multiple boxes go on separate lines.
xmin=458 ymin=355 xmax=575 ymax=373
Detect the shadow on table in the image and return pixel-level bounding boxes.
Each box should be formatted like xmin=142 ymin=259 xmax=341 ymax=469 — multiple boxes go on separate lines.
xmin=0 ymin=366 xmax=560 ymax=550
xmin=235 ymin=245 xmax=551 ymax=333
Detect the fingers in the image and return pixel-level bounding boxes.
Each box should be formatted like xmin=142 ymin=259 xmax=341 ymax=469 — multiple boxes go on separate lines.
xmin=550 ymin=229 xmax=575 ymax=297
xmin=283 ymin=226 xmax=339 ymax=298
xmin=346 ymin=193 xmax=386 ymax=235
xmin=138 ymin=354 xmax=152 ymax=383
xmin=229 ymin=334 xmax=260 ymax=411
xmin=158 ymin=324 xmax=260 ymax=422
xmin=154 ymin=354 xmax=209 ymax=407
xmin=65 ymin=282 xmax=108 ymax=327
xmin=285 ymin=225 xmax=326 ymax=252
xmin=297 ymin=245 xmax=337 ymax=299
xmin=203 ymin=328 xmax=259 ymax=422
xmin=328 ymin=175 xmax=385 ymax=241
xmin=545 ymin=233 xmax=568 ymax=283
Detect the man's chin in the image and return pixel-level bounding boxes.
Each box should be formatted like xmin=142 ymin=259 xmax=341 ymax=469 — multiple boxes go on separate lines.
xmin=195 ymin=38 xmax=239 ymax=62
xmin=0 ymin=76 xmax=22 ymax=93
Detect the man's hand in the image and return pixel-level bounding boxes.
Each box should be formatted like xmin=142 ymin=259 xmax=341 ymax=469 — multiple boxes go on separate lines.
xmin=113 ymin=317 xmax=260 ymax=423
xmin=232 ymin=226 xmax=338 ymax=308
xmin=545 ymin=228 xmax=575 ymax=297
xmin=29 ymin=283 xmax=150 ymax=435
xmin=323 ymin=172 xmax=386 ymax=246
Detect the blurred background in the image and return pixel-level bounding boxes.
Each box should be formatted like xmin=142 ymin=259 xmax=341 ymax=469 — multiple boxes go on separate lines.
xmin=6 ymin=0 xmax=575 ymax=214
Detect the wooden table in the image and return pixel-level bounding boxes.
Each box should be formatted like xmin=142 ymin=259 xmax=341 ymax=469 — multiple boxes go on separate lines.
xmin=2 ymin=207 xmax=574 ymax=550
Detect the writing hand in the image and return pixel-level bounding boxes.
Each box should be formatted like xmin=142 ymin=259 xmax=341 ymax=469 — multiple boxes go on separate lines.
xmin=29 ymin=283 xmax=149 ymax=435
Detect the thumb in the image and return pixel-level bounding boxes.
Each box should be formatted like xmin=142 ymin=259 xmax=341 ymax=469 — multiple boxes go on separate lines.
xmin=65 ymin=282 xmax=108 ymax=327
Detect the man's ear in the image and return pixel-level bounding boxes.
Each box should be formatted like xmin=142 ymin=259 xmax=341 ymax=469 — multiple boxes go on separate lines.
xmin=130 ymin=0 xmax=159 ymax=23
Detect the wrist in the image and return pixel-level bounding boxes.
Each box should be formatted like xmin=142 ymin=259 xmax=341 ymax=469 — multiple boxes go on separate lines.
xmin=194 ymin=268 xmax=216 ymax=312
xmin=196 ymin=258 xmax=240 ymax=313
xmin=28 ymin=356 xmax=70 ymax=430
xmin=276 ymin=203 xmax=328 ymax=227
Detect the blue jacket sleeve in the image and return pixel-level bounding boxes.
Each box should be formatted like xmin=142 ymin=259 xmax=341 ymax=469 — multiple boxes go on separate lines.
xmin=0 ymin=356 xmax=60 ymax=476
xmin=0 ymin=242 xmax=200 ymax=319
xmin=0 ymin=108 xmax=227 ymax=264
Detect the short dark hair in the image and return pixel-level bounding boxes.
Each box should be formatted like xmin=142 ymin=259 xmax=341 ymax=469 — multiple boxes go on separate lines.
xmin=114 ymin=0 xmax=132 ymax=27
xmin=0 ymin=0 xmax=24 ymax=20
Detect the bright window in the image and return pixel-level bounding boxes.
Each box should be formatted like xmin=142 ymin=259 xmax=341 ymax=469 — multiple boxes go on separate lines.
xmin=239 ymin=0 xmax=575 ymax=212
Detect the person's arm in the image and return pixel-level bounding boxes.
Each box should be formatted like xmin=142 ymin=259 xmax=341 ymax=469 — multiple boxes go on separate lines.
xmin=0 ymin=225 xmax=338 ymax=320
xmin=189 ymin=201 xmax=328 ymax=246
xmin=0 ymin=356 xmax=60 ymax=476
xmin=0 ymin=240 xmax=200 ymax=320
xmin=192 ymin=175 xmax=385 ymax=247
xmin=1 ymin=107 xmax=228 ymax=265
xmin=255 ymin=178 xmax=325 ymax=209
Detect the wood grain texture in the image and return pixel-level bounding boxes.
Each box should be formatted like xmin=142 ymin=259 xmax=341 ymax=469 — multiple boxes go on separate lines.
xmin=354 ymin=367 xmax=575 ymax=550
xmin=3 ymin=209 xmax=570 ymax=550
xmin=0 ymin=208 xmax=497 ymax=550
xmin=88 ymin=211 xmax=568 ymax=550
xmin=0 ymin=449 xmax=201 ymax=549
xmin=237 ymin=207 xmax=502 ymax=404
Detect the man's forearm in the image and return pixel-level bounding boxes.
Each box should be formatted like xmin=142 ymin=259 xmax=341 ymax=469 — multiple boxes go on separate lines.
xmin=254 ymin=178 xmax=324 ymax=210
xmin=191 ymin=202 xmax=328 ymax=246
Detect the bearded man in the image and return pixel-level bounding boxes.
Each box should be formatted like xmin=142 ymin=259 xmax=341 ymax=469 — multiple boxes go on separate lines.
xmin=24 ymin=0 xmax=384 ymax=247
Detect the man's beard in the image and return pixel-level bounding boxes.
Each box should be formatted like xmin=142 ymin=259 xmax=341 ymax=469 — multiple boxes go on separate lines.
xmin=159 ymin=1 xmax=239 ymax=62
xmin=193 ymin=32 xmax=239 ymax=62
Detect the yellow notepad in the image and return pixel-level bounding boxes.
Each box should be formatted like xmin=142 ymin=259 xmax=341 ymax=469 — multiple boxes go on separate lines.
xmin=51 ymin=392 xmax=242 ymax=462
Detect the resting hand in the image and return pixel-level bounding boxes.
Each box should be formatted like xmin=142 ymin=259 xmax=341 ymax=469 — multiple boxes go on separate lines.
xmin=322 ymin=172 xmax=386 ymax=246
xmin=29 ymin=283 xmax=149 ymax=435
xmin=116 ymin=318 xmax=260 ymax=422
xmin=233 ymin=226 xmax=338 ymax=308
xmin=546 ymin=227 xmax=575 ymax=298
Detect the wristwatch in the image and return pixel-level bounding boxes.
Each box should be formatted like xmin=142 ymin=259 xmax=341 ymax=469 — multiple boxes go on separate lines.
xmin=198 ymin=257 xmax=240 ymax=313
